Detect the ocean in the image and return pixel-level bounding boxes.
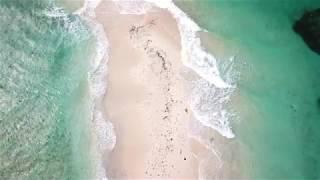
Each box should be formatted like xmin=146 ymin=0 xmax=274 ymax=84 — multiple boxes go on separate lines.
xmin=0 ymin=0 xmax=97 ymax=179
xmin=178 ymin=0 xmax=320 ymax=179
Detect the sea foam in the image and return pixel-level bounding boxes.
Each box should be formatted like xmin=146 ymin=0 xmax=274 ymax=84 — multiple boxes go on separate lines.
xmin=112 ymin=0 xmax=236 ymax=138
xmin=74 ymin=1 xmax=116 ymax=179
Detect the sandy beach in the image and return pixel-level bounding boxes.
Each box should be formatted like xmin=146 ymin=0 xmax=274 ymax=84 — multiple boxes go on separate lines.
xmin=95 ymin=1 xmax=200 ymax=179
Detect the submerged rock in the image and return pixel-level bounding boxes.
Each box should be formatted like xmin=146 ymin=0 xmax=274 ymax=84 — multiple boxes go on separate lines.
xmin=293 ymin=8 xmax=320 ymax=55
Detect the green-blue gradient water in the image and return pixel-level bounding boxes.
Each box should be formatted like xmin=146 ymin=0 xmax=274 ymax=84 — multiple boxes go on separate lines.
xmin=178 ymin=0 xmax=320 ymax=179
xmin=0 ymin=0 xmax=95 ymax=179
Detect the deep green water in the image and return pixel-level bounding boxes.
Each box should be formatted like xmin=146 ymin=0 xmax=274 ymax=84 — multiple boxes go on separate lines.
xmin=178 ymin=0 xmax=320 ymax=179
xmin=0 ymin=0 xmax=95 ymax=179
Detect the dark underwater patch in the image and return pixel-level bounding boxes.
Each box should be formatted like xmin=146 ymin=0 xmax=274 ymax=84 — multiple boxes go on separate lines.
xmin=293 ymin=8 xmax=320 ymax=55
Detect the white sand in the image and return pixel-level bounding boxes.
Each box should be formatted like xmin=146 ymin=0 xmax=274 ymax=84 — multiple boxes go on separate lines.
xmin=95 ymin=1 xmax=200 ymax=179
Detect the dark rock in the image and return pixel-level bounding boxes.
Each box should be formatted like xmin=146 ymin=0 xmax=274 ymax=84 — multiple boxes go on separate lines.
xmin=293 ymin=8 xmax=320 ymax=55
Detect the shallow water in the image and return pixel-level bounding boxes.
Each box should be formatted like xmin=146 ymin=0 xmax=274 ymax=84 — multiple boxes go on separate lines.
xmin=56 ymin=0 xmax=84 ymax=13
xmin=0 ymin=0 xmax=95 ymax=179
xmin=178 ymin=0 xmax=320 ymax=179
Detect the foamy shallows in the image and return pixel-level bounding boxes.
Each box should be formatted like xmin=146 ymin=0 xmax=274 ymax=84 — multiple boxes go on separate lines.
xmin=86 ymin=20 xmax=115 ymax=180
xmin=75 ymin=0 xmax=102 ymax=17
xmin=75 ymin=0 xmax=116 ymax=179
xmin=0 ymin=0 xmax=104 ymax=179
xmin=112 ymin=0 xmax=236 ymax=138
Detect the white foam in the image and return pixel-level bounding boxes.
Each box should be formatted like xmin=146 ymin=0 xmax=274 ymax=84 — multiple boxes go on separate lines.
xmin=43 ymin=6 xmax=66 ymax=17
xmin=112 ymin=0 xmax=153 ymax=15
xmin=112 ymin=0 xmax=236 ymax=138
xmin=74 ymin=0 xmax=102 ymax=17
xmin=43 ymin=5 xmax=86 ymax=38
xmin=191 ymin=79 xmax=235 ymax=138
xmin=87 ymin=19 xmax=116 ymax=180
xmin=75 ymin=1 xmax=116 ymax=180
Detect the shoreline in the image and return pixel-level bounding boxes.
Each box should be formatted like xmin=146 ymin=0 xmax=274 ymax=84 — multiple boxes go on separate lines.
xmin=64 ymin=0 xmax=239 ymax=179
xmin=64 ymin=0 xmax=116 ymax=179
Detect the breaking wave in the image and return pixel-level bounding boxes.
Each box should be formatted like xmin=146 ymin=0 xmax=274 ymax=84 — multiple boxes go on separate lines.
xmin=111 ymin=0 xmax=237 ymax=138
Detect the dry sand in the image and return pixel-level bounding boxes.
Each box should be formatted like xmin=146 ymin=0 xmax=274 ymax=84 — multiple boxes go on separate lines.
xmin=95 ymin=1 xmax=200 ymax=179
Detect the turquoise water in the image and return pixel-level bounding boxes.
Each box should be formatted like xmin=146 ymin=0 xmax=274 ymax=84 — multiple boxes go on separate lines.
xmin=178 ymin=0 xmax=320 ymax=179
xmin=0 ymin=0 xmax=95 ymax=179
